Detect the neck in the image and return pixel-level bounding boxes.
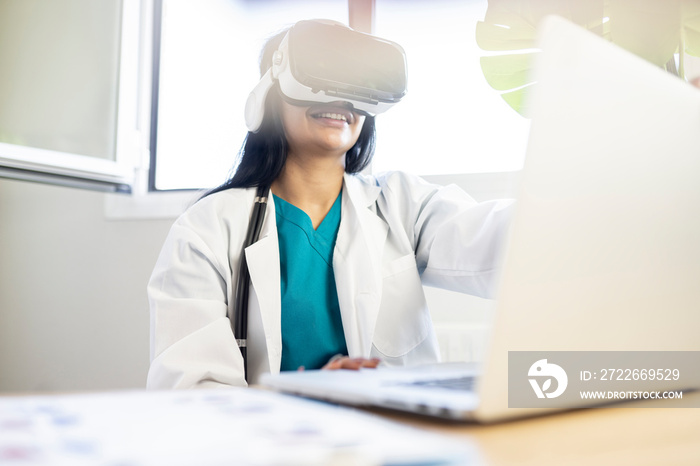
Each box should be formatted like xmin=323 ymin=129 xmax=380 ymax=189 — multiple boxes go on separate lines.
xmin=271 ymin=152 xmax=345 ymax=229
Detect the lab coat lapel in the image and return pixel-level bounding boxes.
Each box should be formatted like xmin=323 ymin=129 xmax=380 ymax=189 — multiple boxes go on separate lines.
xmin=334 ymin=174 xmax=388 ymax=357
xmin=244 ymin=195 xmax=281 ymax=373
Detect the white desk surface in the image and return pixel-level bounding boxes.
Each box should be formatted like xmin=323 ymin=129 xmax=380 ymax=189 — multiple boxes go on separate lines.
xmin=2 ymin=389 xmax=698 ymax=465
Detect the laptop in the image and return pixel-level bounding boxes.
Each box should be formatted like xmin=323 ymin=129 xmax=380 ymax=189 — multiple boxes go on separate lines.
xmin=261 ymin=15 xmax=700 ymax=422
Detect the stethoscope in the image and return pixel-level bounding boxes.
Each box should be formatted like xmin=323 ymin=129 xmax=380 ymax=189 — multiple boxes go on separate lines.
xmin=232 ymin=185 xmax=269 ymax=381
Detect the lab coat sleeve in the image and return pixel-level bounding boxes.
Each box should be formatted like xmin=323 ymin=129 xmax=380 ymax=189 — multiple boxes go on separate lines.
xmin=378 ymin=171 xmax=514 ymax=298
xmin=147 ymin=194 xmax=247 ymax=389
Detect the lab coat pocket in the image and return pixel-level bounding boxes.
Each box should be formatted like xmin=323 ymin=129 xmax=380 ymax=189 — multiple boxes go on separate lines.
xmin=373 ymin=254 xmax=430 ymax=358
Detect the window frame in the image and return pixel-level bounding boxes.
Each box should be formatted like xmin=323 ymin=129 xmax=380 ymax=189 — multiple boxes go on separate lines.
xmin=0 ymin=0 xmax=143 ymax=194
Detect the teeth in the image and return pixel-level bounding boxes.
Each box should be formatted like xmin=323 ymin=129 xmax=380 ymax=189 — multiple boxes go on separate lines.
xmin=316 ymin=112 xmax=347 ymax=121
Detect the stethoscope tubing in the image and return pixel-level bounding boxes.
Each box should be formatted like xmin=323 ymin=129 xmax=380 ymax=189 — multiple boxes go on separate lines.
xmin=233 ymin=185 xmax=269 ymax=381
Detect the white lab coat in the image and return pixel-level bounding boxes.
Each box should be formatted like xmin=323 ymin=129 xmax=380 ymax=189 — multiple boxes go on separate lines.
xmin=147 ymin=171 xmax=513 ymax=388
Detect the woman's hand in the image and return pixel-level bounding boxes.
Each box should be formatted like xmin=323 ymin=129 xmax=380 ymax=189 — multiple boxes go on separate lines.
xmin=692 ymin=76 xmax=700 ymax=89
xmin=321 ymin=355 xmax=381 ymax=370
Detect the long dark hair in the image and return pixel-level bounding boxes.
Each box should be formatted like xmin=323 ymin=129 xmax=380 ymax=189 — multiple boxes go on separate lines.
xmin=203 ymin=27 xmax=377 ymax=198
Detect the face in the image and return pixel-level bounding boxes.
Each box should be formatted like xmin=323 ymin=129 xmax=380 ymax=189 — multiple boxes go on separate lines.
xmin=279 ymin=99 xmax=366 ymax=159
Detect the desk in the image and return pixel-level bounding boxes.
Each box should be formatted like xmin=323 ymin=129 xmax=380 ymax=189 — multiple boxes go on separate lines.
xmin=2 ymin=389 xmax=698 ymax=465
xmin=373 ymin=391 xmax=700 ymax=466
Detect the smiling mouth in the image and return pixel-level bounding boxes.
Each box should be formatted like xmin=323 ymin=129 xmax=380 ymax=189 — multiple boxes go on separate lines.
xmin=309 ymin=104 xmax=355 ymax=124
xmin=314 ymin=112 xmax=347 ymax=122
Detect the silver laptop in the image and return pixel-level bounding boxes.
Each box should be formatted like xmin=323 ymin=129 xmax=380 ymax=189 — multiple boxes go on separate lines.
xmin=261 ymin=15 xmax=700 ymax=422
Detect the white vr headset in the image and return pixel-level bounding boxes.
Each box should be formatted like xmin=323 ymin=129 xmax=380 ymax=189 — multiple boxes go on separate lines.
xmin=245 ymin=20 xmax=408 ymax=132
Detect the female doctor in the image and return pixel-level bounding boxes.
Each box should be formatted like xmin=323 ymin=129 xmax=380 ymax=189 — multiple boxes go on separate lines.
xmin=147 ymin=20 xmax=513 ymax=389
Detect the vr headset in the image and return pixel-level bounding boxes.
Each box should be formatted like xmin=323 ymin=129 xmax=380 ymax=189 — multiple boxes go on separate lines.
xmin=245 ymin=20 xmax=408 ymax=132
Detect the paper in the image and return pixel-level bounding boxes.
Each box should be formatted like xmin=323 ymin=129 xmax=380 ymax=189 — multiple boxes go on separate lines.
xmin=0 ymin=388 xmax=478 ymax=465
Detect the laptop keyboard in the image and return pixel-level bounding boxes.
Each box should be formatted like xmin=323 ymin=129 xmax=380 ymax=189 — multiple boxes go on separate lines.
xmin=402 ymin=375 xmax=476 ymax=391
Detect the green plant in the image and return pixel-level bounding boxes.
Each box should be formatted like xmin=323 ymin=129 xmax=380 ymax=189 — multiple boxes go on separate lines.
xmin=476 ymin=0 xmax=700 ymax=115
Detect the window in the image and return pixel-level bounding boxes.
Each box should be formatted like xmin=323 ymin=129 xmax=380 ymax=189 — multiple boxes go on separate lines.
xmin=0 ymin=0 xmax=141 ymax=193
xmin=150 ymin=0 xmax=348 ymax=191
xmin=372 ymin=0 xmax=529 ymax=175
xmin=150 ymin=0 xmax=528 ymax=192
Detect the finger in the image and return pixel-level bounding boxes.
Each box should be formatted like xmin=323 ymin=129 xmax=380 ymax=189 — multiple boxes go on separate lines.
xmin=322 ymin=354 xmax=346 ymax=370
xmin=323 ymin=357 xmax=362 ymax=370
xmin=341 ymin=358 xmax=365 ymax=370
xmin=691 ymin=76 xmax=700 ymax=89
xmin=322 ymin=356 xmax=382 ymax=370
xmin=345 ymin=358 xmax=377 ymax=369
xmin=338 ymin=358 xmax=381 ymax=370
xmin=361 ymin=358 xmax=381 ymax=368
xmin=322 ymin=358 xmax=346 ymax=370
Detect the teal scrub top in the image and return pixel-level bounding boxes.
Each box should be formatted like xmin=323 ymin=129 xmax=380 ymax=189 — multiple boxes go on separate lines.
xmin=273 ymin=192 xmax=348 ymax=371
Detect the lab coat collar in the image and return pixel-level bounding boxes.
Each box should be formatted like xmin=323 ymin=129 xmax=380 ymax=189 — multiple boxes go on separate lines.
xmin=244 ymin=191 xmax=281 ymax=374
xmin=342 ymin=172 xmax=382 ymax=209
xmin=335 ymin=174 xmax=388 ymax=357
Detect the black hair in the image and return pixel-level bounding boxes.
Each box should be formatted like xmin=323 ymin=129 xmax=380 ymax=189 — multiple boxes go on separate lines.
xmin=203 ymin=26 xmax=377 ymax=198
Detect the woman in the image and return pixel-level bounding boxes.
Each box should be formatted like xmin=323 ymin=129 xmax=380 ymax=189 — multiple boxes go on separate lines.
xmin=147 ymin=21 xmax=513 ymax=389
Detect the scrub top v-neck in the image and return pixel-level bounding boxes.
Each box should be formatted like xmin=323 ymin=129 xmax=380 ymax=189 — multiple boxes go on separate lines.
xmin=273 ymin=192 xmax=347 ymax=371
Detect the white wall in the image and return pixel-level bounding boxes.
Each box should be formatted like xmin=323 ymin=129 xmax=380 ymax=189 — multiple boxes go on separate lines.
xmin=0 ymin=178 xmax=172 ymax=392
